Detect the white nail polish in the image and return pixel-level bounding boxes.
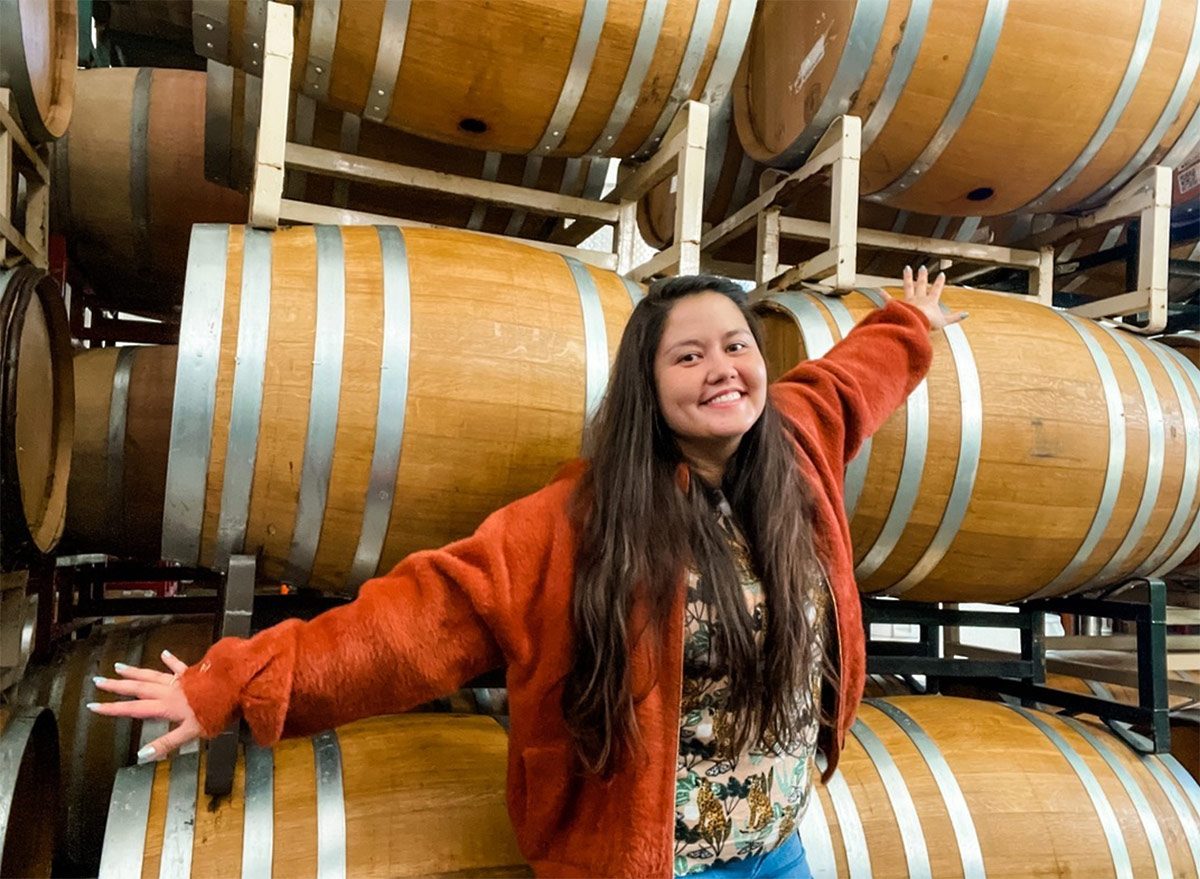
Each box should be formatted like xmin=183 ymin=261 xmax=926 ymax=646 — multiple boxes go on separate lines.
xmin=92 ymin=676 xmax=106 ymax=686
xmin=86 ymin=702 xmax=101 ymax=711
xmin=114 ymin=662 xmax=130 ymax=672
xmin=137 ymin=745 xmax=155 ymax=761
xmin=161 ymin=650 xmax=173 ymax=659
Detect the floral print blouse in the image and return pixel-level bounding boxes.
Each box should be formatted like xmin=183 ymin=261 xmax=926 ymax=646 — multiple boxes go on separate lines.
xmin=674 ymin=494 xmax=828 ymax=877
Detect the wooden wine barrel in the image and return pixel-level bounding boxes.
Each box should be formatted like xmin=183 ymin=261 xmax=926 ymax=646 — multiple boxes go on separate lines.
xmin=206 ymin=63 xmax=611 ymax=240
xmin=12 ymin=620 xmax=213 ymax=874
xmin=193 ymin=0 xmax=755 ymax=158
xmin=0 ymin=0 xmax=76 ymax=141
xmin=801 ymin=695 xmax=1200 ymax=877
xmin=756 ymin=287 xmax=1200 ymax=602
xmin=0 ymin=265 xmax=73 ymax=571
xmin=64 ymin=345 xmax=177 ymax=560
xmin=50 ymin=67 xmax=249 ymax=316
xmin=161 ymin=225 xmax=641 ymax=592
xmin=0 ymin=706 xmax=58 ymax=879
xmin=1157 ymin=334 xmax=1200 ymax=581
xmin=98 ymin=713 xmax=531 ymax=878
xmin=733 ymin=0 xmax=1200 ymax=216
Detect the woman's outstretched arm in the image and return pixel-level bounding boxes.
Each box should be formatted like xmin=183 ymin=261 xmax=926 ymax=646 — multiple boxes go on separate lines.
xmin=768 ymin=267 xmax=961 ymax=475
xmin=88 ymin=479 xmax=565 ymax=759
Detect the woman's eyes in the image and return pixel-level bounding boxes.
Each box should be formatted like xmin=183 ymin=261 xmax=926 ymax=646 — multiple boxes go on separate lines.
xmin=728 ymin=342 xmax=747 ymax=352
xmin=677 ymin=343 xmax=747 ymax=364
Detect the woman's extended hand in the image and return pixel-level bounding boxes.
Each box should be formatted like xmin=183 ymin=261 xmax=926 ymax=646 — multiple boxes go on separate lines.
xmin=87 ymin=649 xmax=203 ymax=761
xmin=902 ymin=265 xmax=968 ymax=332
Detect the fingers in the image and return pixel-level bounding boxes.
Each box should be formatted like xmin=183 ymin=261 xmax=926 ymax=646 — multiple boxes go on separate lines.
xmin=110 ymin=662 xmax=174 ymax=686
xmin=93 ymin=676 xmax=164 ymax=700
xmin=86 ymin=698 xmax=167 ymax=719
xmin=137 ymin=722 xmax=201 ymax=763
xmin=159 ymin=650 xmax=189 ymax=676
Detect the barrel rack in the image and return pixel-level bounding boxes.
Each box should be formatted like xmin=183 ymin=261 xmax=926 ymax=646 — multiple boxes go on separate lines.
xmin=694 ymin=113 xmax=1179 ymax=335
xmin=241 ymin=1 xmax=709 ymax=281
xmin=0 ymin=87 xmax=49 ymax=269
xmin=862 ymin=578 xmax=1195 ymax=754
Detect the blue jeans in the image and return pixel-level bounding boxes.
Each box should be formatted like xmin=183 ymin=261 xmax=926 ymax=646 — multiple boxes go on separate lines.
xmin=683 ymin=831 xmax=813 ymax=879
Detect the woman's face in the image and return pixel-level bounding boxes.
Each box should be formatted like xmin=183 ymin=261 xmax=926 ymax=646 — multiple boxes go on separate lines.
xmin=653 ymin=292 xmax=768 ymax=452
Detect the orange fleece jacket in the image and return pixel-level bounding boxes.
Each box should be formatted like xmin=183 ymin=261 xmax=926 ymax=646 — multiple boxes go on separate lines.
xmin=180 ymin=296 xmax=933 ymax=879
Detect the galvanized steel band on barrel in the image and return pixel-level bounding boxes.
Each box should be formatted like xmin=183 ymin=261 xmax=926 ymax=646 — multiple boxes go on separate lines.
xmin=1056 ymin=715 xmax=1174 ymax=879
xmin=96 ymin=762 xmax=155 ymax=879
xmin=1139 ymin=750 xmax=1200 ymax=874
xmin=242 ymin=743 xmax=275 ymax=879
xmin=159 ymin=751 xmax=200 ymax=879
xmin=214 ymin=229 xmax=273 ymax=571
xmin=585 ymin=0 xmax=668 ymax=156
xmin=634 ymin=0 xmax=721 ymax=158
xmin=560 ymin=255 xmax=610 ymax=423
xmin=162 ymin=225 xmax=230 ymax=565
xmin=1018 ymin=0 xmax=1161 ymax=213
xmin=313 ymin=730 xmax=348 ymax=879
xmin=814 ymin=752 xmax=871 ymax=878
xmin=105 ymin=347 xmax=137 ymax=547
xmin=866 ymin=699 xmax=985 ymax=879
xmin=285 ymin=227 xmax=347 ymax=586
xmin=1022 ymin=313 xmax=1126 ymax=600
xmin=860 ymin=0 xmax=932 ymax=152
xmin=849 ymin=716 xmax=933 ymax=879
xmin=1078 ymin=2 xmax=1200 ymax=209
xmin=1146 ymin=347 xmax=1200 ymax=578
xmin=363 ymin=0 xmax=414 ymax=123
xmin=1004 ymin=705 xmax=1133 ymax=879
xmin=304 ymin=0 xmax=343 ymax=99
xmin=1136 ymin=343 xmax=1199 ymax=578
xmin=129 ymin=68 xmax=154 ymax=264
xmin=203 ymin=60 xmax=235 ymax=187
xmin=884 ymin=303 xmax=981 ymax=598
xmin=346 ymin=226 xmax=413 ymax=590
xmin=1089 ymin=326 xmax=1165 ymax=585
xmin=532 ymin=0 xmax=608 ymax=156
xmin=868 ymin=0 xmax=1009 ymax=202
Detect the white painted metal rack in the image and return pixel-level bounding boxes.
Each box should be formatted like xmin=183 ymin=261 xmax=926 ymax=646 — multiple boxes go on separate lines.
xmin=0 ymin=88 xmax=49 ymax=269
xmin=699 ymin=114 xmax=1178 ymax=336
xmin=244 ymin=1 xmax=708 ymax=281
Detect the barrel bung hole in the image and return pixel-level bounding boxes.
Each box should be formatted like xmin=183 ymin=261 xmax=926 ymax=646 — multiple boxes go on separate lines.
xmin=967 ymin=187 xmax=995 ymax=202
xmin=459 ymin=118 xmax=488 ymax=134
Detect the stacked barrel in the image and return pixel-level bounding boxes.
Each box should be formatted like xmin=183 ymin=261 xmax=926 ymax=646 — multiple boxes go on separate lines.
xmin=10 ymin=1 xmax=1198 ymax=878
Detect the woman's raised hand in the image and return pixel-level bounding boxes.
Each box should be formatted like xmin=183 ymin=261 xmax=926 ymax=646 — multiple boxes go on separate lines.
xmin=87 ymin=649 xmax=204 ymax=761
xmin=902 ymin=265 xmax=968 ymax=332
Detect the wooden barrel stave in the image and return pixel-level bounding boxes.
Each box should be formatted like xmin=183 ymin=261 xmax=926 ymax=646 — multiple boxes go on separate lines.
xmin=756 ymin=287 xmax=1200 ymax=601
xmin=0 ymin=265 xmax=73 ymax=570
xmin=99 ymin=714 xmax=531 ymax=879
xmin=734 ymin=0 xmax=1200 ymax=216
xmin=0 ymin=0 xmax=76 ymax=141
xmin=198 ymin=0 xmax=754 ymax=158
xmin=0 ymin=706 xmax=58 ymax=878
xmin=64 ymin=345 xmax=177 ymax=560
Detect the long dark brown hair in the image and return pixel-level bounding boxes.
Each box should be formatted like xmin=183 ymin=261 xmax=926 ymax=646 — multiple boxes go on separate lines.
xmin=562 ymin=275 xmax=837 ymax=777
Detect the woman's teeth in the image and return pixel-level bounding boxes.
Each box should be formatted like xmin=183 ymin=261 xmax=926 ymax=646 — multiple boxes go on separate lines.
xmin=706 ymin=391 xmax=741 ymax=405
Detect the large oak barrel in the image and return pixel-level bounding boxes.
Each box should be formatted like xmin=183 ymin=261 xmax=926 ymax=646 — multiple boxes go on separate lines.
xmin=0 ymin=0 xmax=75 ymax=141
xmin=801 ymin=695 xmax=1200 ymax=877
xmin=12 ymin=620 xmax=214 ymax=875
xmin=65 ymin=345 xmax=177 ymax=561
xmin=98 ymin=714 xmax=530 ymax=878
xmin=0 ymin=265 xmax=72 ymax=570
xmin=161 ymin=225 xmax=640 ymax=592
xmin=0 ymin=706 xmax=58 ymax=879
xmin=207 ymin=63 xmax=611 ymax=240
xmin=756 ymin=287 xmax=1200 ymax=602
xmin=50 ymin=67 xmax=249 ymax=316
xmin=194 ymin=0 xmax=754 ymax=158
xmin=733 ymin=0 xmax=1200 ymax=216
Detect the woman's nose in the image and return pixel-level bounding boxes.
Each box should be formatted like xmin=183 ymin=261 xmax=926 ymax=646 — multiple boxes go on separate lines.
xmin=707 ymin=354 xmax=737 ymax=381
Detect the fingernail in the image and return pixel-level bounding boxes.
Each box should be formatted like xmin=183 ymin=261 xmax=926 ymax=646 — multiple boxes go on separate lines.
xmin=904 ymin=265 xmax=911 ymax=273
xmin=161 ymin=650 xmax=173 ymax=659
xmin=86 ymin=702 xmax=101 ymax=712
xmin=961 ymin=312 xmax=970 ymax=318
xmin=92 ymin=676 xmax=106 ymax=686
xmin=137 ymin=745 xmax=155 ymax=761
xmin=114 ymin=662 xmax=129 ymax=672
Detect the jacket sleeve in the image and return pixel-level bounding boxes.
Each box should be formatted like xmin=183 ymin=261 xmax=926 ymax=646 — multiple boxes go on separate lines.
xmin=768 ymin=296 xmax=933 ymax=478
xmin=178 ymin=491 xmax=550 ymax=746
